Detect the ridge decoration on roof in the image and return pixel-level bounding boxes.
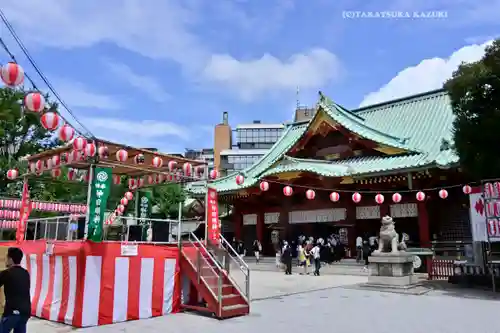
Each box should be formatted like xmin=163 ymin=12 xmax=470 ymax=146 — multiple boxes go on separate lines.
xmin=186 ymin=89 xmax=459 ymax=195
xmin=315 ymin=91 xmax=418 ymax=153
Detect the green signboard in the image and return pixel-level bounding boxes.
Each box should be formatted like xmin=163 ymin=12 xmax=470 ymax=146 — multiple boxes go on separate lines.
xmin=86 ymin=167 xmax=112 ymax=242
xmin=136 ymin=190 xmax=152 ymax=240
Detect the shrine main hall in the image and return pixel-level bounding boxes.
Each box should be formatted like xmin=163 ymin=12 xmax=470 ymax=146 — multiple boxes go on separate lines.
xmin=188 ymin=89 xmax=472 ymax=255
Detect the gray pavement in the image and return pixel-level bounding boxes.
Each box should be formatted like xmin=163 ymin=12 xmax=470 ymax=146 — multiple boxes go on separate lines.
xmin=28 ymin=271 xmax=500 ymax=333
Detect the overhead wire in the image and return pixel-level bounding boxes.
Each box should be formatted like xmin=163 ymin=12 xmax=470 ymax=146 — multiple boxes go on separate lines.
xmin=0 ymin=8 xmax=95 ymax=138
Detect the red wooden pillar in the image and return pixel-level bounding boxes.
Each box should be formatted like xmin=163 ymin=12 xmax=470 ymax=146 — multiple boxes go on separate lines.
xmin=417 ymin=201 xmax=430 ymax=247
xmin=233 ymin=209 xmax=243 ymax=240
xmin=256 ymin=211 xmax=264 ymax=242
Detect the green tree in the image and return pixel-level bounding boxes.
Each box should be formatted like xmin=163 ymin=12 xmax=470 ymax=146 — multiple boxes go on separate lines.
xmin=0 ymin=87 xmax=55 ymax=194
xmin=444 ymin=39 xmax=500 ymax=180
xmin=0 ymin=87 xmax=89 ymax=204
xmin=151 ymin=184 xmax=186 ymax=219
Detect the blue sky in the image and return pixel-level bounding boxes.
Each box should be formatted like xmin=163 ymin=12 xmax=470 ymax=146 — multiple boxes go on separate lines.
xmin=1 ymin=0 xmax=498 ymax=153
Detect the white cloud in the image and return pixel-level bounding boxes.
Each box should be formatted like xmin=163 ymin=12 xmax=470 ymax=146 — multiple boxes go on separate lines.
xmin=82 ymin=117 xmax=190 ymax=140
xmin=202 ymin=49 xmax=341 ymax=101
xmin=2 ymin=0 xmax=339 ymax=101
xmin=52 ymin=78 xmax=120 ymax=110
xmin=360 ymin=41 xmax=492 ymax=107
xmin=81 ymin=117 xmax=212 ymax=152
xmin=104 ymin=60 xmax=170 ymax=103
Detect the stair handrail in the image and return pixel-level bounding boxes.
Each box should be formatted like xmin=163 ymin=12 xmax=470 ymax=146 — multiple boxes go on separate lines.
xmin=219 ymin=235 xmax=250 ymax=302
xmin=219 ymin=235 xmax=249 ymax=270
xmin=187 ymin=232 xmax=225 ymax=273
xmin=185 ymin=232 xmax=224 ymax=315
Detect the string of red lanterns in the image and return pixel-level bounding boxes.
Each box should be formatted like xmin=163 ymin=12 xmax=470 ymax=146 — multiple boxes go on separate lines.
xmin=2 ymin=62 xmax=81 ymax=147
xmin=232 ymin=175 xmax=480 ymax=204
xmin=105 ymin=191 xmax=135 ymax=225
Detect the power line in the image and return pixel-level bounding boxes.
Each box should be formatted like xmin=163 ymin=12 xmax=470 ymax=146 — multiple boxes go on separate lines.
xmin=0 ymin=8 xmax=95 ymax=138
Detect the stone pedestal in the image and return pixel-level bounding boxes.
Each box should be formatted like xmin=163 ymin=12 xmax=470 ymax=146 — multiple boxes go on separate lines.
xmin=367 ymin=252 xmax=418 ymax=288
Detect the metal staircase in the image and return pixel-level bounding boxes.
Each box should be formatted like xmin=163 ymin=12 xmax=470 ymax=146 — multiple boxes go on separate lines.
xmin=180 ymin=233 xmax=250 ymax=318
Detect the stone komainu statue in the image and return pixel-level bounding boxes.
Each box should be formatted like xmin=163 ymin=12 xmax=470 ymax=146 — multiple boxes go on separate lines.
xmin=374 ymin=216 xmax=407 ymax=254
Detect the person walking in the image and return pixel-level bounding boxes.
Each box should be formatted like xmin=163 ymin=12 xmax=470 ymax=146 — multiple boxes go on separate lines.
xmin=356 ymin=235 xmax=363 ymax=263
xmin=0 ymin=247 xmax=31 ymax=333
xmin=282 ymin=241 xmax=293 ymax=275
xmin=311 ymin=243 xmax=321 ymax=276
xmin=253 ymin=239 xmax=262 ymax=263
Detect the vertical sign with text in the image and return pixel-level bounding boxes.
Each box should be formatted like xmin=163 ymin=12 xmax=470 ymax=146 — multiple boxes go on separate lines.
xmin=86 ymin=167 xmax=112 ymax=242
xmin=206 ymin=187 xmax=220 ymax=244
xmin=137 ymin=190 xmax=151 ymax=240
xmin=16 ymin=181 xmax=32 ymax=243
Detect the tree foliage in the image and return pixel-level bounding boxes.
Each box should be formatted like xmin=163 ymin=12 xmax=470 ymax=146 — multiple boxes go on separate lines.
xmin=151 ymin=184 xmax=186 ymax=219
xmin=444 ymin=39 xmax=500 ymax=180
xmin=0 ymin=87 xmax=57 ymax=195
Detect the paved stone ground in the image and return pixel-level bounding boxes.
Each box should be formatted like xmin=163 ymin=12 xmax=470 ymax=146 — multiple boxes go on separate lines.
xmin=28 ymin=271 xmax=500 ymax=333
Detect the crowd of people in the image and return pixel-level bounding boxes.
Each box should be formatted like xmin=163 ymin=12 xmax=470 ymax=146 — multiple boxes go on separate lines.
xmin=231 ymin=234 xmax=381 ymax=276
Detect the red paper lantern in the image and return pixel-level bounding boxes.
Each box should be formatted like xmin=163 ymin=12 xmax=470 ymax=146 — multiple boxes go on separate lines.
xmin=375 ymin=193 xmax=384 ymax=204
xmin=112 ymin=174 xmax=121 ymax=185
xmin=392 ymin=193 xmax=402 ymax=203
xmin=40 ymin=112 xmax=60 ymax=131
xmin=120 ymin=198 xmax=128 ymax=206
xmin=128 ymin=178 xmax=137 ymax=189
xmin=259 ymin=181 xmax=269 ymax=191
xmin=330 ymin=192 xmax=340 ymax=202
xmin=155 ymin=174 xmax=165 ymax=183
xmin=209 ymin=169 xmax=219 ymax=180
xmin=73 ymin=137 xmax=87 ymax=151
xmin=352 ymin=192 xmax=361 ymax=203
xmin=125 ymin=191 xmax=134 ymax=201
xmin=35 ymin=160 xmax=44 ymax=172
xmin=115 ymin=209 xmax=122 ymax=216
xmin=147 ymin=175 xmax=155 ymax=184
xmin=98 ymin=146 xmax=109 ymax=159
xmin=283 ymin=186 xmax=293 ymax=196
xmin=183 ymin=162 xmax=192 ymax=176
xmin=151 ymin=156 xmax=163 ymax=168
xmin=82 ymin=172 xmax=90 ymax=183
xmin=51 ymin=155 xmax=61 ymax=168
xmin=235 ymin=174 xmax=245 ymax=185
xmin=137 ymin=178 xmax=145 ymax=187
xmin=51 ymin=169 xmax=61 ymax=178
xmin=195 ymin=166 xmax=204 ymax=177
xmin=59 ymin=124 xmax=75 ymax=142
xmin=116 ymin=149 xmax=128 ymax=162
xmin=438 ymin=189 xmax=448 ymax=199
xmin=168 ymin=160 xmax=177 ymax=171
xmin=24 ymin=92 xmax=45 ymax=112
xmin=67 ymin=169 xmax=77 ymax=181
xmin=462 ymin=185 xmax=472 ymax=195
xmin=306 ymin=189 xmax=316 ymax=200
xmin=6 ymin=169 xmax=18 ymax=180
xmin=1 ymin=62 xmax=24 ymax=86
xmin=117 ymin=204 xmax=125 ymax=213
xmin=134 ymin=154 xmax=145 ymax=164
xmin=85 ymin=142 xmax=96 ymax=157
xmin=68 ymin=150 xmax=83 ymax=164
xmin=416 ymin=191 xmax=426 ymax=201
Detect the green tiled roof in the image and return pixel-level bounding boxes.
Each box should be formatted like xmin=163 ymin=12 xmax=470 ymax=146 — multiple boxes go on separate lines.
xmin=318 ymin=93 xmax=416 ymax=151
xmin=187 ymin=89 xmax=458 ymax=194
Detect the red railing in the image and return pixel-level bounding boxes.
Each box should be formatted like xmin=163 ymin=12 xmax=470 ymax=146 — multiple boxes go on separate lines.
xmin=428 ymin=259 xmax=454 ymax=280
